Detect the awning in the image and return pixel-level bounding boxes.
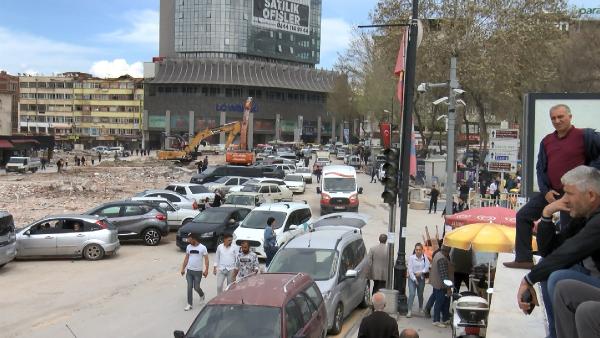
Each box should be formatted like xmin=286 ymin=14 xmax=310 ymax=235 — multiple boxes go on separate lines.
xmin=0 ymin=140 xmax=13 ymax=149
xmin=10 ymin=139 xmax=40 ymax=144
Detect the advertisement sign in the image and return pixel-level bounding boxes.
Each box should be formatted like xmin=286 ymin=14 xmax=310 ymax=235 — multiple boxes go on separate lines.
xmin=253 ymin=0 xmax=310 ymax=35
xmin=148 ymin=116 xmax=165 ymax=129
xmin=343 ymin=128 xmax=349 ymax=144
xmin=379 ymin=123 xmax=391 ymax=149
xmin=488 ymin=161 xmax=517 ymax=173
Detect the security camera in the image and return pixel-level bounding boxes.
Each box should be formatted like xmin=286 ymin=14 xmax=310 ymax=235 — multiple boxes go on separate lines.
xmin=432 ymin=97 xmax=448 ymax=105
xmin=453 ymin=88 xmax=466 ymax=95
xmin=417 ymin=83 xmax=428 ymax=93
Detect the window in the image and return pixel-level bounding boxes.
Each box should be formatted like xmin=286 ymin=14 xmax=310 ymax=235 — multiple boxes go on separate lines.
xmin=294 ymin=293 xmax=313 ymax=324
xmin=97 ymin=206 xmax=121 ymax=218
xmin=123 ymin=205 xmax=150 ymax=216
xmin=270 ymin=186 xmax=281 ymax=193
xmin=175 ymin=187 xmax=187 ymax=196
xmin=259 ymin=186 xmax=269 ymax=194
xmin=305 ymin=283 xmax=323 ymax=308
xmin=285 ymin=300 xmax=303 ymax=337
xmin=339 ymin=244 xmax=356 ymax=279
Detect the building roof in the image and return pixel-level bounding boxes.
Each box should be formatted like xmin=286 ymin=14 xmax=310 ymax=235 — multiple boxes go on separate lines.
xmin=149 ymin=58 xmax=337 ymax=93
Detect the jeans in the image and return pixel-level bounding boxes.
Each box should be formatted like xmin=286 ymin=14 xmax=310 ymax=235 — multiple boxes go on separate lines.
xmin=429 ymin=199 xmax=438 ymax=213
xmin=264 ymin=246 xmax=278 ymax=267
xmin=186 ymin=269 xmax=204 ymax=306
xmin=432 ymin=288 xmax=450 ymax=323
xmin=216 ymin=269 xmax=235 ymax=294
xmin=542 ymin=265 xmax=600 ymax=338
xmin=425 ymin=291 xmax=435 ymax=312
xmin=515 ymin=192 xmax=570 ymax=262
xmin=554 ymin=279 xmax=600 ymax=338
xmin=408 ymin=277 xmax=425 ymax=311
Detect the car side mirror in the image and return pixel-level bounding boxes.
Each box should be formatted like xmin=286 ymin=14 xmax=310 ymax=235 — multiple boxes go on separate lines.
xmin=159 ymin=202 xmax=169 ymax=209
xmin=358 ymin=187 xmax=363 ymax=194
xmin=443 ymin=279 xmax=454 ymax=288
xmin=316 ymin=187 xmax=321 ymax=194
xmin=487 ymin=287 xmax=494 ymax=295
xmin=289 ymin=224 xmax=298 ymax=230
xmin=173 ymin=330 xmax=185 ymax=338
xmin=24 ymin=230 xmax=31 ymax=236
xmin=345 ymin=269 xmax=358 ymax=278
xmin=228 ymin=218 xmax=236 ymax=225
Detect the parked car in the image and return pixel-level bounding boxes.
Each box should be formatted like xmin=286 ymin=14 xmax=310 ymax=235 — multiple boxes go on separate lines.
xmin=165 ymin=183 xmax=215 ymax=203
xmin=268 ymin=227 xmax=370 ymax=334
xmin=284 ymin=174 xmax=306 ymax=194
xmin=0 ymin=211 xmax=17 ymax=268
xmin=190 ymin=165 xmax=285 ymax=184
xmin=221 ymin=192 xmax=266 ymax=209
xmin=176 ymin=207 xmax=251 ymax=250
xmin=233 ymin=202 xmax=312 ymax=258
xmin=228 ymin=177 xmax=288 ymax=193
xmin=173 ymin=272 xmax=327 ymax=338
xmin=15 ymin=215 xmax=119 ymax=260
xmin=5 ymin=156 xmax=42 ymax=173
xmin=84 ymin=201 xmax=169 ymax=246
xmin=295 ymin=167 xmax=313 ymax=184
xmin=336 ymin=150 xmax=346 ymax=160
xmin=203 ymin=176 xmax=250 ymax=194
xmin=130 ymin=197 xmax=200 ymax=230
xmin=238 ymin=183 xmax=293 ymax=202
xmin=134 ymin=189 xmax=198 ymax=210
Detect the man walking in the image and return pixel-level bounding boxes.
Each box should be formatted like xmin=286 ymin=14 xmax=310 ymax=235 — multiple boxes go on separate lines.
xmin=213 ymin=233 xmax=237 ymax=294
xmin=263 ymin=217 xmax=278 ymax=267
xmin=357 ymin=292 xmax=400 ymax=338
xmin=430 ymin=246 xmax=453 ymax=328
xmin=428 ymin=185 xmax=440 ymax=214
xmin=180 ymin=233 xmax=209 ymax=311
xmin=315 ymin=165 xmax=322 ymax=183
xmin=232 ymin=241 xmax=259 ymax=281
xmin=505 ymin=104 xmax=600 ymax=269
xmin=368 ymin=234 xmax=388 ymax=295
xmin=370 ymin=163 xmax=378 ymax=183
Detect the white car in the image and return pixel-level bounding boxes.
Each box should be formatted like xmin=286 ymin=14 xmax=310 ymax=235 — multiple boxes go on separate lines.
xmin=130 ymin=197 xmax=200 ymax=230
xmin=232 ymin=202 xmax=313 ymax=258
xmin=295 ymin=167 xmax=313 ymax=184
xmin=275 ymin=164 xmax=296 ymax=175
xmin=228 ymin=177 xmax=287 ymax=193
xmin=336 ymin=150 xmax=346 ymax=160
xmin=284 ymin=174 xmax=306 ymax=193
xmin=221 ymin=192 xmax=266 ymax=210
xmin=238 ymin=183 xmax=293 ymax=202
xmin=165 ymin=183 xmax=215 ymax=203
xmin=203 ymin=176 xmax=250 ymax=194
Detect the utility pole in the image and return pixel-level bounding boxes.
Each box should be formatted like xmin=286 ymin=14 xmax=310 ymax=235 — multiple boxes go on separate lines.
xmin=445 ymin=57 xmax=458 ymax=216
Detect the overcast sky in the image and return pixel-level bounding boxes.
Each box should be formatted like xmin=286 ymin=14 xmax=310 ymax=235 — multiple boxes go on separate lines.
xmin=0 ymin=0 xmax=596 ymax=77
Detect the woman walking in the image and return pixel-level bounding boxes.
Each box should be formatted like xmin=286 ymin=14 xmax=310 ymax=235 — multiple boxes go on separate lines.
xmin=407 ymin=242 xmax=430 ymax=317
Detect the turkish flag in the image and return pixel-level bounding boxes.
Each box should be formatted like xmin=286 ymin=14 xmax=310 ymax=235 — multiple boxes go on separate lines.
xmin=380 ymin=123 xmax=391 ymax=149
xmin=394 ymin=29 xmax=408 ymax=121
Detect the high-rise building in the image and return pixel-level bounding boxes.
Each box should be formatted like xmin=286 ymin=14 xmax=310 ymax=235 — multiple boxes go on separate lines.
xmin=0 ymin=71 xmax=19 ymax=135
xmin=145 ymin=0 xmax=337 ymax=147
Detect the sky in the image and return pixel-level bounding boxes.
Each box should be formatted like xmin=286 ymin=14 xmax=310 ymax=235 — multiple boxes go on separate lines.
xmin=0 ymin=0 xmax=597 ymax=78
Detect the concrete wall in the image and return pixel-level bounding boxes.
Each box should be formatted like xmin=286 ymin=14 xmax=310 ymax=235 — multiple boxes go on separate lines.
xmin=0 ymin=93 xmax=12 ymax=136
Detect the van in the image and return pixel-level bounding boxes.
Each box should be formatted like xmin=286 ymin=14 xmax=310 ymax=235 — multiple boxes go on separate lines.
xmin=190 ymin=165 xmax=285 ymax=184
xmin=316 ymin=165 xmax=363 ymax=215
xmin=0 ymin=212 xmax=17 ymax=268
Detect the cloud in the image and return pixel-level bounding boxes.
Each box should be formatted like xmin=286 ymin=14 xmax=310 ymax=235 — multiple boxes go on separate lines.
xmin=319 ymin=18 xmax=353 ymax=68
xmin=0 ymin=26 xmax=97 ymax=75
xmin=89 ymin=59 xmax=144 ymax=78
xmin=99 ymin=9 xmax=159 ymax=45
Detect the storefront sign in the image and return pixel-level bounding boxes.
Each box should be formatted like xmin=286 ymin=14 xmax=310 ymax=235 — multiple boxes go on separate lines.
xmin=149 ymin=116 xmax=165 ymax=128
xmin=215 ymin=103 xmax=258 ymax=113
xmin=253 ymin=0 xmax=311 ymax=35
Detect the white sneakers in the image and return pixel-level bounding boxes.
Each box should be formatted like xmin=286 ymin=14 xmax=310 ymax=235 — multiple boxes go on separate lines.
xmin=406 ymin=310 xmax=412 ymax=318
xmin=433 ymin=322 xmax=448 ymax=328
xmin=184 ymin=304 xmax=193 ymax=311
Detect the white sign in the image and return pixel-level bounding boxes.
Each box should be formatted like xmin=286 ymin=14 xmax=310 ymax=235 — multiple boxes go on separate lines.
xmin=490 ymin=128 xmax=519 ymax=140
xmin=252 ymin=0 xmax=311 ymax=35
xmin=489 ymin=151 xmax=519 ymax=162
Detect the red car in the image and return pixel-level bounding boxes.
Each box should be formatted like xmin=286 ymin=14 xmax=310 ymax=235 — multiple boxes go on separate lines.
xmin=174 ymin=273 xmax=327 ymax=338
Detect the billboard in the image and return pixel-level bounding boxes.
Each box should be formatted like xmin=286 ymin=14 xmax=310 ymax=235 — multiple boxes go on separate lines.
xmin=522 ymin=93 xmax=600 ymax=196
xmin=253 ymin=0 xmax=311 ymax=35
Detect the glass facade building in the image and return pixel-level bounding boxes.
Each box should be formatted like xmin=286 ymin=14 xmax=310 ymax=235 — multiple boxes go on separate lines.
xmin=172 ymin=0 xmax=321 ymax=65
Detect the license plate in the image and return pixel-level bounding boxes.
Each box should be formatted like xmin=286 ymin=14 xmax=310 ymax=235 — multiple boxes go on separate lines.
xmin=334 ymin=206 xmax=345 ymax=210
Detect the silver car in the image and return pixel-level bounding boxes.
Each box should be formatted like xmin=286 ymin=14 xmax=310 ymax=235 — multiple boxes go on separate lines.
xmin=0 ymin=212 xmax=17 ymax=268
xmin=16 ymin=215 xmax=120 ymax=261
xmin=267 ymin=226 xmax=370 ymax=334
xmin=135 ymin=189 xmax=198 ymax=210
xmin=130 ymin=197 xmax=200 ymax=230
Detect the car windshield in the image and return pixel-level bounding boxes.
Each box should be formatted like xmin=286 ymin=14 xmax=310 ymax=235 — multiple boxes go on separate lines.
xmin=241 ymin=211 xmax=286 ymax=229
xmin=323 ymin=177 xmax=356 ymax=192
xmin=317 ymin=157 xmax=328 ymax=162
xmin=186 ymin=305 xmax=281 ymax=338
xmin=213 ymin=176 xmax=229 ymax=183
xmin=225 ymin=195 xmax=253 ymax=206
xmin=285 ymin=175 xmax=303 ymax=182
xmin=189 ymin=185 xmax=210 ymax=193
xmin=8 ymin=158 xmax=25 ymax=164
xmin=241 ymin=184 xmax=261 ymax=192
xmin=269 ymin=248 xmax=338 ymax=281
xmin=193 ymin=210 xmax=229 ymax=223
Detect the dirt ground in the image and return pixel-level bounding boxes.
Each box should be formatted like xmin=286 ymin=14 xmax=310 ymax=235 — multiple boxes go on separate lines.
xmin=0 ymin=156 xmax=197 ymax=227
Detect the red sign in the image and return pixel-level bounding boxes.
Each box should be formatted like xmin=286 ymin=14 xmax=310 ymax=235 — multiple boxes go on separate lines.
xmin=380 ymin=123 xmax=391 ymax=149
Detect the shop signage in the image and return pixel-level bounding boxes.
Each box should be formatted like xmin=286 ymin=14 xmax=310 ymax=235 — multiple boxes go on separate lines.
xmin=253 ymin=0 xmax=311 ymax=35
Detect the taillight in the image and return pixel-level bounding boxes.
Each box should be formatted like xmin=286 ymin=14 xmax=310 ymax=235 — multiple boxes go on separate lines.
xmin=96 ymin=220 xmax=109 ymax=229
xmin=321 ymin=193 xmax=331 ymax=204
xmin=192 ymin=201 xmax=198 ymax=210
xmin=465 ymin=327 xmax=480 ymax=335
xmin=156 ymin=213 xmax=167 ymax=221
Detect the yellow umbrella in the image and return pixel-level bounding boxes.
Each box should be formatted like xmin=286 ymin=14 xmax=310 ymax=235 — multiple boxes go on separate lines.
xmin=443 ymin=222 xmax=538 ymax=253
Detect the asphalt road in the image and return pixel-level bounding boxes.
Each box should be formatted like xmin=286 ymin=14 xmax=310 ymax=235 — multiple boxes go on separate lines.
xmin=0 ymin=158 xmax=449 ymax=338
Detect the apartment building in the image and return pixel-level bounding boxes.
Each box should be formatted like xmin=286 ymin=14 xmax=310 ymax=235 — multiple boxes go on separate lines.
xmin=18 ymin=72 xmax=144 ymax=148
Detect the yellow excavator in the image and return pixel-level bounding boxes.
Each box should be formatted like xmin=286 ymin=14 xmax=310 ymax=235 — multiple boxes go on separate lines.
xmin=157 ymin=121 xmax=242 ymax=162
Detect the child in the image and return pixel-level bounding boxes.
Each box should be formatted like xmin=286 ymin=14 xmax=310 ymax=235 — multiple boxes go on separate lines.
xmin=180 ymin=233 xmax=209 ymax=311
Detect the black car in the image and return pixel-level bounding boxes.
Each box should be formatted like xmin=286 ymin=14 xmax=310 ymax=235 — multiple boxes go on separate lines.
xmin=176 ymin=207 xmax=250 ymax=250
xmin=190 ymin=165 xmax=285 ymax=184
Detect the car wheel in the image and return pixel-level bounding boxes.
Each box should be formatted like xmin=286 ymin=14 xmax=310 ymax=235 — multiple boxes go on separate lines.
xmin=143 ymin=228 xmax=162 ymax=246
xmin=83 ymin=244 xmax=105 ymax=261
xmin=359 ymin=282 xmax=371 ymax=308
xmin=329 ymin=303 xmax=344 ymax=335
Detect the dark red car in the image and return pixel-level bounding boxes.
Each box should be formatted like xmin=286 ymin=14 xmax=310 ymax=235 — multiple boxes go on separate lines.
xmin=174 ymin=273 xmax=327 ymax=338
